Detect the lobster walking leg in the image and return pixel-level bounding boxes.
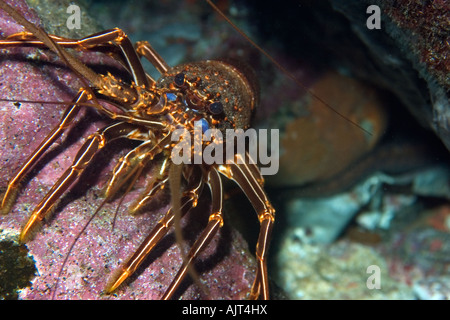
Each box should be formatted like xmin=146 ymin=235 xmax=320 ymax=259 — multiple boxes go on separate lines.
xmin=218 ymin=153 xmax=275 ymax=300
xmin=102 ymin=135 xmax=169 ymax=200
xmin=128 ymin=157 xmax=170 ymax=214
xmin=19 ymin=122 xmax=140 ymax=242
xmin=0 ymin=29 xmax=168 ymax=86
xmin=1 ymin=90 xmax=87 ymax=214
xmin=106 ymin=166 xmax=204 ymax=294
xmin=162 ymin=168 xmax=224 ymax=299
xmin=135 ymin=41 xmax=170 ymax=74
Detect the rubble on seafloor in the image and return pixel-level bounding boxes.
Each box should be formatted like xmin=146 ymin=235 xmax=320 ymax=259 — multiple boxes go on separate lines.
xmin=275 ymin=238 xmax=415 ymax=299
xmin=274 ymin=189 xmax=450 ymax=299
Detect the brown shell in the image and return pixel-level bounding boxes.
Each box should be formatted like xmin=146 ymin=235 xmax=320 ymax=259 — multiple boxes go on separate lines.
xmin=156 ymin=60 xmax=259 ymax=131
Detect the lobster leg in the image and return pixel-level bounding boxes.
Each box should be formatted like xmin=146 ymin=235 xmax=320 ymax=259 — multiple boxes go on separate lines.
xmin=0 ymin=28 xmax=151 ymax=88
xmin=105 ymin=166 xmax=204 ymax=294
xmin=1 ymin=90 xmax=87 ymax=214
xmin=0 ymin=33 xmax=169 ymax=127
xmin=135 ymin=41 xmax=170 ymax=74
xmin=218 ymin=153 xmax=275 ymax=300
xmin=162 ymin=167 xmax=224 ymax=299
xmin=128 ymin=157 xmax=170 ymax=214
xmin=0 ymin=2 xmax=171 ymax=125
xmin=102 ymin=135 xmax=168 ymax=199
xmin=19 ymin=121 xmax=139 ymax=242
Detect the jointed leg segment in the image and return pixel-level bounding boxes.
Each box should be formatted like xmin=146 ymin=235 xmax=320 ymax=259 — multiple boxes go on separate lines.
xmin=105 ymin=165 xmax=204 ymax=294
xmin=18 ymin=122 xmax=140 ymax=242
xmin=161 ymin=168 xmax=224 ymax=299
xmin=218 ymin=154 xmax=275 ymax=300
xmin=0 ymin=90 xmax=87 ymax=214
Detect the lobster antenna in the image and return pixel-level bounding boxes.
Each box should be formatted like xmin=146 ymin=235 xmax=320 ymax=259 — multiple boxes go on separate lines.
xmin=0 ymin=0 xmax=101 ymax=104
xmin=206 ymin=0 xmax=372 ymax=136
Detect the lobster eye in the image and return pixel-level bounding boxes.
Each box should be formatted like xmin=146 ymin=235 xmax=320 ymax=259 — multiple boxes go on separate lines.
xmin=208 ymin=101 xmax=224 ymax=115
xmin=165 ymin=92 xmax=177 ymax=101
xmin=199 ymin=118 xmax=209 ymax=133
xmin=174 ymin=73 xmax=185 ymax=86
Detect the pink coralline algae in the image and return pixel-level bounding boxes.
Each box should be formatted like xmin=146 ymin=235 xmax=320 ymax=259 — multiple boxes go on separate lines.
xmin=0 ymin=0 xmax=256 ymax=299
